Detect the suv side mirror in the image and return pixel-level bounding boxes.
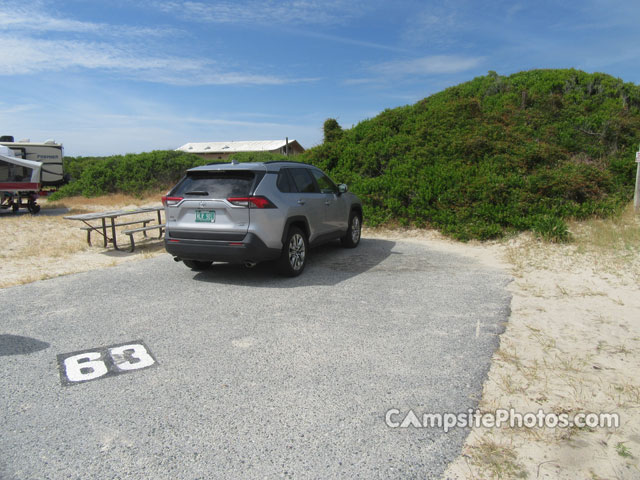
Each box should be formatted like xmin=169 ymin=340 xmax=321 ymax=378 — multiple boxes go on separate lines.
xmin=338 ymin=184 xmax=348 ymax=194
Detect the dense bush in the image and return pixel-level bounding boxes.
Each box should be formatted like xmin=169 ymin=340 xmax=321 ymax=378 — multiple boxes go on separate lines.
xmin=302 ymin=69 xmax=640 ymax=240
xmin=51 ymin=150 xmax=207 ymax=199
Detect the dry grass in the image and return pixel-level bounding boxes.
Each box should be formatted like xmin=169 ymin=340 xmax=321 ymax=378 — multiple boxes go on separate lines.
xmin=0 ymin=192 xmax=167 ymax=288
xmin=571 ymin=204 xmax=640 ymax=255
xmin=46 ymin=192 xmax=164 ymax=213
xmin=0 ymin=214 xmax=87 ymax=260
xmin=505 ymin=204 xmax=640 ymax=282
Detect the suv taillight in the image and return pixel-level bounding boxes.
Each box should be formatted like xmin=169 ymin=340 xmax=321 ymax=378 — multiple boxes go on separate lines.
xmin=162 ymin=196 xmax=183 ymax=207
xmin=227 ymin=196 xmax=276 ymax=208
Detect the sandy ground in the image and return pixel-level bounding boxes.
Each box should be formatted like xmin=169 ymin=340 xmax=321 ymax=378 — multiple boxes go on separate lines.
xmin=1 ymin=196 xmax=639 ymax=479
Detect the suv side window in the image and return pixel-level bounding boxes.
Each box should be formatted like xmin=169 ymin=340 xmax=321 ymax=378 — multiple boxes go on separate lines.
xmin=276 ymin=169 xmax=295 ymax=193
xmin=310 ymin=169 xmax=338 ymax=194
xmin=289 ymin=168 xmax=319 ymax=193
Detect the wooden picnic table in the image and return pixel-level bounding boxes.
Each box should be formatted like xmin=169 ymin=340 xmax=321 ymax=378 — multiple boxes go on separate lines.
xmin=64 ymin=206 xmax=164 ymax=251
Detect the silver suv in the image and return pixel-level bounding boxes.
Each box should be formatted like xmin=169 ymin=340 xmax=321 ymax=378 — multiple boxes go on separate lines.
xmin=163 ymin=160 xmax=363 ymax=276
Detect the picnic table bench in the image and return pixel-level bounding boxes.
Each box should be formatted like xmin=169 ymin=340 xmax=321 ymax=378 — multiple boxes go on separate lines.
xmin=122 ymin=223 xmax=165 ymax=252
xmin=64 ymin=206 xmax=165 ymax=252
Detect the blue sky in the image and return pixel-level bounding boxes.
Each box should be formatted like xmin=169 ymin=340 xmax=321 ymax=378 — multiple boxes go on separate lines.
xmin=1 ymin=0 xmax=639 ymax=156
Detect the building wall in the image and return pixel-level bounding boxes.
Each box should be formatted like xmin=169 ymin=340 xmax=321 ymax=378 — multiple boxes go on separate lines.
xmin=196 ymin=146 xmax=304 ymax=161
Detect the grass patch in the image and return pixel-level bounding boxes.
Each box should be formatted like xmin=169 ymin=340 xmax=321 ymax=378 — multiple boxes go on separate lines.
xmin=616 ymin=442 xmax=633 ymax=458
xmin=571 ymin=203 xmax=640 ymax=255
xmin=468 ymin=438 xmax=528 ymax=479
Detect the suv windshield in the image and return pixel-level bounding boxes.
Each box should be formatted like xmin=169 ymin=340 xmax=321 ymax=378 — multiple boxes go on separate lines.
xmin=172 ymin=171 xmax=255 ymax=198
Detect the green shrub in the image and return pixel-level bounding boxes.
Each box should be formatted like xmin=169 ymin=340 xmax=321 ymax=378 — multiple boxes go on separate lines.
xmin=302 ymin=69 xmax=639 ymax=240
xmin=50 ymin=150 xmax=207 ymax=200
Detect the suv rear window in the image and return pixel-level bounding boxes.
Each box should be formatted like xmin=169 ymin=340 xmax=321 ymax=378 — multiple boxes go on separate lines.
xmin=172 ymin=171 xmax=255 ymax=198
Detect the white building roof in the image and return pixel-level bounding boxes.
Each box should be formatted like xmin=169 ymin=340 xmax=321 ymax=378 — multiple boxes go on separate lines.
xmin=176 ymin=139 xmax=302 ymax=154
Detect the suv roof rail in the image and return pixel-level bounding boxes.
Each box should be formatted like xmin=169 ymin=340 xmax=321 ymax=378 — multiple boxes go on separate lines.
xmin=263 ymin=160 xmax=314 ymax=166
xmin=203 ymin=159 xmax=317 ymax=167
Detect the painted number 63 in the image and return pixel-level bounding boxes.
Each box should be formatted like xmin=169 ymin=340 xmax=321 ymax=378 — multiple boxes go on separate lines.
xmin=58 ymin=342 xmax=156 ymax=385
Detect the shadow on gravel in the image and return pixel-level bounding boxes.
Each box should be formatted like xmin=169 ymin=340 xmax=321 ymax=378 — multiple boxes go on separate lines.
xmin=0 ymin=334 xmax=50 ymax=356
xmin=191 ymin=238 xmax=397 ymax=287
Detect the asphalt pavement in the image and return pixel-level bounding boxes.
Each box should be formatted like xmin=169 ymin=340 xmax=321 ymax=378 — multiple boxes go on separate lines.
xmin=1 ymin=238 xmax=511 ymax=479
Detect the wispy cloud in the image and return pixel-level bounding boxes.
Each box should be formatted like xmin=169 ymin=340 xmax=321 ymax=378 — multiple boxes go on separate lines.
xmin=0 ymin=35 xmax=309 ymax=85
xmin=345 ymin=54 xmax=484 ymax=85
xmin=373 ymin=55 xmax=484 ymax=76
xmin=289 ymin=29 xmax=407 ymax=53
xmin=401 ymin=3 xmax=465 ymax=48
xmin=153 ymin=0 xmax=367 ymax=26
xmin=0 ymin=1 xmax=312 ymax=86
xmin=0 ymin=1 xmax=171 ymax=37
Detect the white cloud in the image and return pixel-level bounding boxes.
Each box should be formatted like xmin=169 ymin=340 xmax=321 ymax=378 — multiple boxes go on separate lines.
xmin=401 ymin=3 xmax=464 ymax=47
xmin=373 ymin=55 xmax=484 ymax=76
xmin=291 ymin=29 xmax=407 ymax=53
xmin=0 ymin=2 xmax=170 ymax=37
xmin=154 ymin=0 xmax=367 ymax=26
xmin=343 ymin=54 xmax=484 ymax=86
xmin=0 ymin=35 xmax=308 ymax=85
xmin=0 ymin=1 xmax=311 ymax=85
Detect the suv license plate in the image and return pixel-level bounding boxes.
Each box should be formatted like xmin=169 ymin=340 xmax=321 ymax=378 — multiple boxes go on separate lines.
xmin=195 ymin=209 xmax=215 ymax=223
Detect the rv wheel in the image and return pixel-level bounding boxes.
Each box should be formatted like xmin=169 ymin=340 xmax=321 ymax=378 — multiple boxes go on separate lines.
xmin=28 ymin=202 xmax=41 ymax=214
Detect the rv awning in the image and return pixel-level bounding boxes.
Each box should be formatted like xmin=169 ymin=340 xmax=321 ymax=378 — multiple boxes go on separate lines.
xmin=0 ymin=145 xmax=43 ymax=187
xmin=0 ymin=145 xmax=43 ymax=170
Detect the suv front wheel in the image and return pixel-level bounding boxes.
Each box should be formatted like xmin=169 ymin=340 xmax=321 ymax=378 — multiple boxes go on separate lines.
xmin=278 ymin=227 xmax=308 ymax=277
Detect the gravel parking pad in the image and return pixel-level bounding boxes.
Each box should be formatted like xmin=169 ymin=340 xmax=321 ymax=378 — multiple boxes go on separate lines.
xmin=1 ymin=238 xmax=510 ymax=479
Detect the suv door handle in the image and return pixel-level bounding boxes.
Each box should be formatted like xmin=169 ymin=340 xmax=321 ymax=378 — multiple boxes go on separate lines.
xmin=324 ymin=201 xmax=331 ymax=206
xmin=297 ymin=199 xmax=305 ymax=205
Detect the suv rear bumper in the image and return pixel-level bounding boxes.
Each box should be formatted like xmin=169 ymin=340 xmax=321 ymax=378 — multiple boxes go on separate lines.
xmin=165 ymin=232 xmax=281 ymax=263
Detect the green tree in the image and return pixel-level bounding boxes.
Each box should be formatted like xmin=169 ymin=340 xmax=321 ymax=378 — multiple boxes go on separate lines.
xmin=323 ymin=118 xmax=343 ymax=143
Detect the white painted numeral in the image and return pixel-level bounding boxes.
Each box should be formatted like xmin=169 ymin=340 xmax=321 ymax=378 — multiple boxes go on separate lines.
xmin=110 ymin=344 xmax=155 ymax=371
xmin=64 ymin=352 xmax=109 ymax=382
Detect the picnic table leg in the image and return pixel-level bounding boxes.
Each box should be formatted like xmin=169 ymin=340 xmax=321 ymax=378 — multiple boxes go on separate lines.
xmin=128 ymin=234 xmax=136 ymax=253
xmin=86 ymin=228 xmax=92 ymax=246
xmin=111 ymin=217 xmax=119 ymax=250
xmin=143 ymin=220 xmax=150 ymax=237
xmin=101 ymin=218 xmax=107 ymax=247
xmin=157 ymin=210 xmax=164 ymax=238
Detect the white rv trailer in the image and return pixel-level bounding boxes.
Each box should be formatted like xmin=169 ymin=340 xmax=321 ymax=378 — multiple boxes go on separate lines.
xmin=0 ymin=135 xmax=66 ymax=187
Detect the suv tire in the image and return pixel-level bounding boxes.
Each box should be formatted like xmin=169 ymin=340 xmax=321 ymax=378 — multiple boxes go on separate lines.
xmin=341 ymin=211 xmax=361 ymax=248
xmin=183 ymin=260 xmax=213 ymax=271
xmin=277 ymin=227 xmax=308 ymax=277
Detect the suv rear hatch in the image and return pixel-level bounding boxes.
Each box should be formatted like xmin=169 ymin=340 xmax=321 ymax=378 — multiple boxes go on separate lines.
xmin=164 ymin=169 xmax=264 ymax=241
